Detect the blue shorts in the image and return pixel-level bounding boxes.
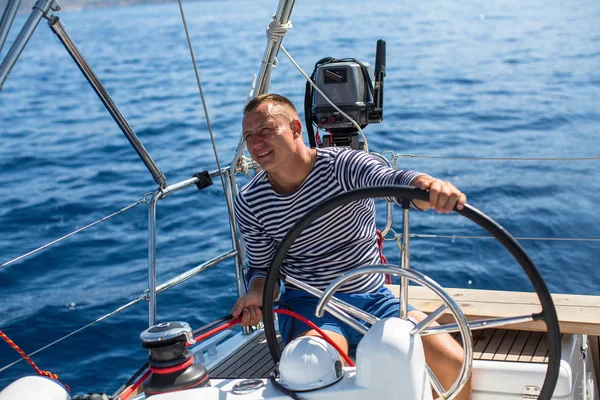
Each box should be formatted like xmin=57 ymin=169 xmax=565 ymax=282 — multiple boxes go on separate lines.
xmin=277 ymin=285 xmax=415 ymax=348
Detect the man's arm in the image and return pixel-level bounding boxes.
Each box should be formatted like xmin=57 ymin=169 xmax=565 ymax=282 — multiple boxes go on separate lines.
xmin=333 ymin=150 xmax=467 ymax=213
xmin=232 ymin=190 xmax=279 ymax=327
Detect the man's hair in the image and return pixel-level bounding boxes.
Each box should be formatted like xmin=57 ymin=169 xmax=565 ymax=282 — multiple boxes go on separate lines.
xmin=244 ymin=93 xmax=298 ymax=118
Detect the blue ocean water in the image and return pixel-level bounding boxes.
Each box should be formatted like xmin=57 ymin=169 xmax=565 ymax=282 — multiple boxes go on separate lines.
xmin=0 ymin=0 xmax=598 ymax=394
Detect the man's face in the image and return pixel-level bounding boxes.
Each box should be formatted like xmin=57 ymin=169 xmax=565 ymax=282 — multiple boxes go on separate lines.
xmin=242 ymin=103 xmax=297 ymax=172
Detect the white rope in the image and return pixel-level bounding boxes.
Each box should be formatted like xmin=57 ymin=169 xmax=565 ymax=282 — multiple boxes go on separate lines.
xmin=280 ymin=45 xmax=370 ymax=153
xmin=261 ymin=16 xmax=293 ymax=92
xmin=267 ymin=15 xmax=292 ymax=41
xmin=239 ymin=155 xmax=254 ymax=179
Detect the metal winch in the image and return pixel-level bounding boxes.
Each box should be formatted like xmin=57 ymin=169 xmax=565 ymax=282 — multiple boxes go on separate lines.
xmin=140 ymin=321 xmax=210 ymax=396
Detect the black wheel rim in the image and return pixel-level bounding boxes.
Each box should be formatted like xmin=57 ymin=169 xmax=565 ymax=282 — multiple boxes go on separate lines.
xmin=262 ymin=185 xmax=560 ymax=400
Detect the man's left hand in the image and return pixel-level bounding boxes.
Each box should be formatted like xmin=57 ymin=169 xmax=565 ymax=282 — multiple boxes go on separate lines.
xmin=411 ymin=175 xmax=467 ymax=213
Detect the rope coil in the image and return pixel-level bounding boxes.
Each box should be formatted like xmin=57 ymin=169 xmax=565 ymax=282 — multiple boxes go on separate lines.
xmin=267 ymin=15 xmax=292 ymax=41
xmin=262 ymin=15 xmax=293 ymax=90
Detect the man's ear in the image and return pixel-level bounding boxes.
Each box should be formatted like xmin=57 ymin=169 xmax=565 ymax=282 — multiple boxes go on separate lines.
xmin=290 ymin=119 xmax=303 ymax=139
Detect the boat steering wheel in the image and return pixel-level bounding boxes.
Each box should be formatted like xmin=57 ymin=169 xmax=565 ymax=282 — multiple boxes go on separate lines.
xmin=262 ymin=185 xmax=561 ymax=400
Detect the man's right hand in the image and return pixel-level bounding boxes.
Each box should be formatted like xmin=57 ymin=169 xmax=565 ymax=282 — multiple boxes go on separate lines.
xmin=232 ymin=288 xmax=263 ymax=327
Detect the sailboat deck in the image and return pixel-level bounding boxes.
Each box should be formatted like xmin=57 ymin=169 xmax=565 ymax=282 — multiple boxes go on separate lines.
xmin=208 ymin=287 xmax=600 ymax=379
xmin=208 ymin=332 xmax=283 ymax=378
xmin=207 ymin=328 xmax=550 ymax=379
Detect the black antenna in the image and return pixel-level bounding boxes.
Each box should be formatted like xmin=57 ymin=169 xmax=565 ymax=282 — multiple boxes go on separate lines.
xmin=371 ymin=39 xmax=386 ymax=122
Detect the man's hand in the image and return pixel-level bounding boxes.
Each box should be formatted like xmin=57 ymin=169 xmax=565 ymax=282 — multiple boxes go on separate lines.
xmin=412 ymin=175 xmax=467 ymax=213
xmin=232 ymin=278 xmax=267 ymax=327
xmin=232 ymin=290 xmax=263 ymax=327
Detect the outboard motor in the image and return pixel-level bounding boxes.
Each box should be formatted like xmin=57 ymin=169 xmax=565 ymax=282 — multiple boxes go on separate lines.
xmin=304 ymin=40 xmax=386 ymax=150
xmin=140 ymin=321 xmax=209 ymax=397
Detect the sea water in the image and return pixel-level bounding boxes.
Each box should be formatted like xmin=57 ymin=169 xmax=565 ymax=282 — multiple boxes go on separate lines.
xmin=0 ymin=0 xmax=598 ymax=394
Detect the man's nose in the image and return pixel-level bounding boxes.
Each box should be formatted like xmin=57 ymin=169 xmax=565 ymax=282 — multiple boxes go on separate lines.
xmin=248 ymin=136 xmax=263 ymax=149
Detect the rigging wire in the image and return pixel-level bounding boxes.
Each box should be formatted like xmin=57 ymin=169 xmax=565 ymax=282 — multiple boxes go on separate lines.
xmin=175 ymin=0 xmax=228 ymax=195
xmin=174 ymin=0 xmax=247 ymax=287
xmin=1 ymin=195 xmax=150 ymax=270
xmin=383 ymin=232 xmax=600 ymax=243
xmin=279 ymin=45 xmax=370 ymax=153
xmin=386 ymin=152 xmax=600 ymax=162
xmin=175 ymin=0 xmax=247 ymax=304
xmin=0 ymin=297 xmax=144 ymax=373
xmin=380 ymin=152 xmax=599 ymax=243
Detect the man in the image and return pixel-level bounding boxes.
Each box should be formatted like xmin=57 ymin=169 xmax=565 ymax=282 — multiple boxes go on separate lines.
xmin=232 ymin=93 xmax=471 ymax=399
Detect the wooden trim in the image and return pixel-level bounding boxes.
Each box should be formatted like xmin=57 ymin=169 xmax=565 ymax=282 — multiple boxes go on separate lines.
xmin=385 ymin=285 xmax=600 ymax=336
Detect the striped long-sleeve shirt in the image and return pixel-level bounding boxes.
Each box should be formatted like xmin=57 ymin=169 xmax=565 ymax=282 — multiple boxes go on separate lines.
xmin=234 ymin=147 xmax=423 ymax=294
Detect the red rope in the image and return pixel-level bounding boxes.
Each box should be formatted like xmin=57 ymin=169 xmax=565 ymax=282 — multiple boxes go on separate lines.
xmin=191 ymin=312 xmax=353 ymax=365
xmin=193 ymin=317 xmax=241 ymax=343
xmin=0 ymin=330 xmax=70 ymax=392
xmin=274 ymin=308 xmax=354 ymax=367
xmin=376 ymin=230 xmax=392 ymax=284
xmin=191 ymin=312 xmax=353 ymax=366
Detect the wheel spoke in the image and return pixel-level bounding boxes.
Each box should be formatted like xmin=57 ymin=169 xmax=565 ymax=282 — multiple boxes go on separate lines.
xmin=286 ymin=275 xmax=379 ymax=325
xmin=427 ymin=365 xmax=447 ymax=399
xmin=411 ymin=304 xmax=448 ymax=336
xmin=419 ymin=314 xmax=536 ymax=336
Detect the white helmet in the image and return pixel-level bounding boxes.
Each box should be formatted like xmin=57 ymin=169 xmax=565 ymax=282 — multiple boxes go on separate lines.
xmin=278 ymin=336 xmax=344 ymax=391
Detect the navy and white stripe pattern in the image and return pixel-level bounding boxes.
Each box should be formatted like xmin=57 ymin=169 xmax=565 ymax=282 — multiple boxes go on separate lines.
xmin=234 ymin=147 xmax=423 ymax=293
